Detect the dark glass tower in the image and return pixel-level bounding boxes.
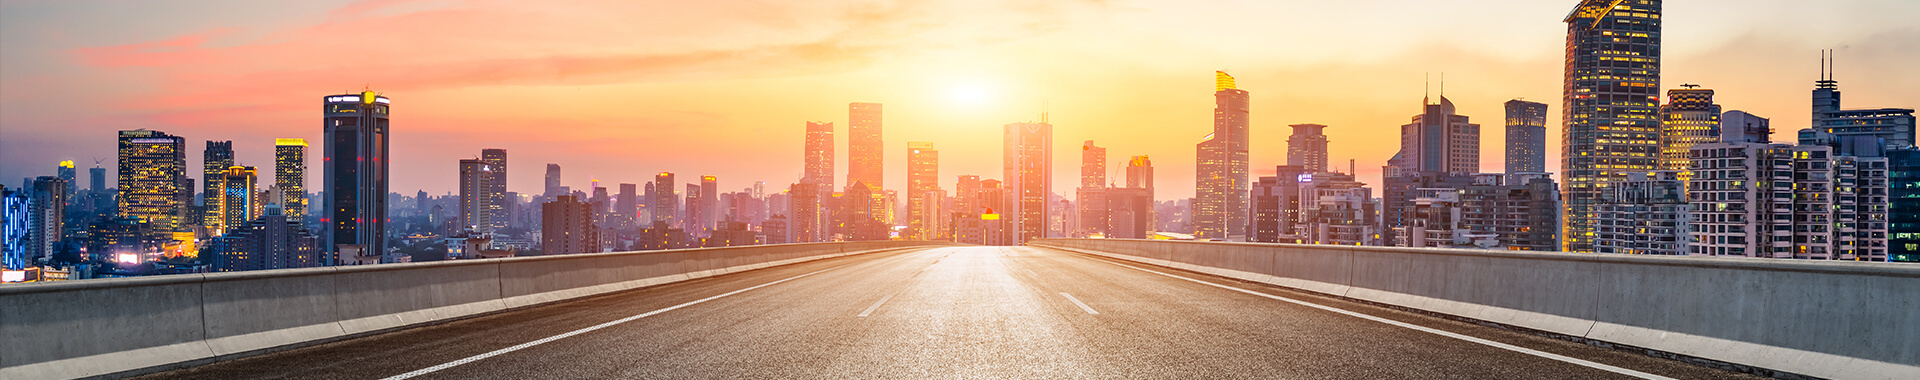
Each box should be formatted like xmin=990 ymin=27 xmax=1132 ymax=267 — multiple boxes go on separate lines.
xmin=322 ymin=91 xmax=391 ymax=263
xmin=1561 ymin=0 xmax=1662 ymax=252
xmin=1504 ymin=100 xmax=1549 ymax=174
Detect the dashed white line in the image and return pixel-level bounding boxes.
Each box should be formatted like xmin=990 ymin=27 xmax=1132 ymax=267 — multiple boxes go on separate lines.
xmin=857 ymin=294 xmax=894 ymax=317
xmin=1060 ymin=293 xmax=1100 ymax=315
xmin=1101 ymin=261 xmax=1675 ymax=380
xmin=379 ymin=266 xmax=844 ymax=380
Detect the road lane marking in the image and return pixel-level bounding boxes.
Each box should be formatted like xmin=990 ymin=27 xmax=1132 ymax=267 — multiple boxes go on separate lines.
xmin=380 ymin=266 xmax=846 ymax=380
xmin=1101 ymin=261 xmax=1676 ymax=380
xmin=1060 ymin=293 xmax=1100 ymax=315
xmin=857 ymin=294 xmax=894 ymax=317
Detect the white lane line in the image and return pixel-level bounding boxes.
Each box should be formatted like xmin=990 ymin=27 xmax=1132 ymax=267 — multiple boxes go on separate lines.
xmin=1060 ymin=293 xmax=1100 ymax=315
xmin=1102 ymin=261 xmax=1676 ymax=380
xmin=380 ymin=266 xmax=845 ymax=380
xmin=857 ymin=294 xmax=894 ymax=317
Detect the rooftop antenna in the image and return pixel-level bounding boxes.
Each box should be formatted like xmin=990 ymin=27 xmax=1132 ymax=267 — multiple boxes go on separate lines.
xmin=1680 ymin=84 xmax=1701 ymax=89
xmin=1439 ymin=72 xmax=1446 ymax=99
xmin=1817 ymin=49 xmax=1839 ymax=89
xmin=1424 ymin=73 xmax=1431 ymax=104
xmin=1041 ymin=100 xmax=1050 ymax=124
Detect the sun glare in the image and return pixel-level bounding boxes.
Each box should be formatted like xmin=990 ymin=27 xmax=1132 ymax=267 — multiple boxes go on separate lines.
xmin=946 ymin=81 xmax=993 ymax=107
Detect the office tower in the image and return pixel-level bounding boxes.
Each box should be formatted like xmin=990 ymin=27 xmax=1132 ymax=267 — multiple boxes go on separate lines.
xmin=1075 ymin=141 xmax=1107 ymax=238
xmin=804 ymin=121 xmax=835 ymax=188
xmin=1504 ymin=100 xmax=1549 ymax=174
xmin=1686 ymin=141 xmax=1887 ymax=259
xmin=1392 ymin=95 xmax=1480 ymax=175
xmin=481 ymin=149 xmax=507 ymax=230
xmin=1250 ymin=166 xmax=1308 ymax=243
xmin=322 ymin=91 xmax=392 ymax=262
xmin=1080 ymin=141 xmax=1107 ymax=187
xmin=616 ymin=183 xmax=637 ymax=229
xmin=57 ymin=161 xmax=77 ymax=201
xmin=1461 ymin=173 xmax=1561 ymax=251
xmin=848 ymin=103 xmax=883 ymax=191
xmin=544 ymin=164 xmax=562 ymax=199
xmin=1720 ymin=111 xmax=1771 ymax=144
xmin=118 ymin=130 xmax=188 ymax=232
xmin=1809 ymin=51 xmax=1917 ymax=155
xmin=1562 ymin=0 xmax=1663 ymax=252
xmin=1595 ymin=171 xmax=1689 ymax=255
xmin=275 ymin=139 xmax=308 ymax=219
xmin=701 ymin=176 xmax=718 ymax=231
xmin=1658 ymin=87 xmax=1721 ymax=179
xmin=1288 ymin=124 xmax=1330 ymax=173
xmin=206 ymin=204 xmax=319 ymax=272
xmin=3 ymin=189 xmax=30 ymax=270
xmin=684 ymin=183 xmax=704 ymax=236
xmin=788 ymin=183 xmax=825 ymax=243
xmin=202 ymin=140 xmax=235 ymax=230
xmin=219 ymin=166 xmax=259 ymax=229
xmin=457 ymin=159 xmax=494 ymax=233
xmin=1887 ymin=149 xmax=1920 ymax=262
xmin=1005 ymin=121 xmax=1053 ymax=243
xmin=89 ymin=166 xmax=106 ymax=194
xmin=541 ymin=195 xmax=599 ymax=255
xmin=906 ymin=142 xmax=939 ymax=240
xmin=26 ymin=177 xmax=67 ymax=264
xmin=1126 ymin=156 xmax=1154 ymax=198
xmin=1196 ymin=71 xmax=1250 ymax=240
xmin=653 ymin=173 xmax=676 ymax=226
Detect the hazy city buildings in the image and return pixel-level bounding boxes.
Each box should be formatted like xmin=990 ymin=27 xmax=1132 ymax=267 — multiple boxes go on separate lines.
xmin=848 ymin=103 xmax=883 ymax=193
xmin=1595 ymin=171 xmax=1689 ymax=255
xmin=1461 ymin=173 xmax=1561 ymax=251
xmin=275 ymin=139 xmax=308 ymax=219
xmin=700 ymin=176 xmax=719 ymax=233
xmin=117 ymin=130 xmax=188 ymax=233
xmin=804 ymin=121 xmax=835 ymax=188
xmin=1659 ymin=87 xmax=1722 ymax=179
xmin=653 ymin=172 xmax=677 ymax=227
xmin=907 ymin=142 xmax=939 ymax=240
xmin=1076 ymin=141 xmax=1107 ymax=237
xmin=322 ymin=92 xmax=392 ymax=263
xmin=541 ymin=195 xmax=598 ymax=255
xmin=1504 ymin=100 xmax=1549 ymax=174
xmin=788 ymin=182 xmax=825 ymax=243
xmin=1127 ymin=156 xmax=1154 ymax=201
xmin=1195 ymin=71 xmax=1250 ymax=240
xmin=544 ymin=164 xmax=563 ymax=199
xmin=1561 ymin=0 xmax=1664 ymax=252
xmin=1005 ymin=121 xmax=1053 ymax=243
xmin=206 ymin=204 xmax=319 ymax=272
xmin=1288 ymin=124 xmax=1330 ymax=173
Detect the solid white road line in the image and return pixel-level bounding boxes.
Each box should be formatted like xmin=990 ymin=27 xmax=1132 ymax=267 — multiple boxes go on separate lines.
xmin=1060 ymin=293 xmax=1100 ymax=315
xmin=1102 ymin=261 xmax=1677 ymax=380
xmin=857 ymin=294 xmax=894 ymax=317
xmin=380 ymin=266 xmax=845 ymax=380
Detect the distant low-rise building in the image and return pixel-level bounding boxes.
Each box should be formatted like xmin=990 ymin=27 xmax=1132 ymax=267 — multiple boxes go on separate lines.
xmin=1595 ymin=171 xmax=1690 ymax=255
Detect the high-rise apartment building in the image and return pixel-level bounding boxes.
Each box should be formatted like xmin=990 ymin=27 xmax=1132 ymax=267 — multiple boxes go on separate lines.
xmin=1659 ymin=87 xmax=1721 ymax=179
xmin=804 ymin=121 xmax=835 ymax=188
xmin=1296 ymin=172 xmax=1378 ymax=246
xmin=1721 ymin=111 xmax=1771 ymax=144
xmin=219 ymin=166 xmax=259 ymax=230
xmin=1288 ymin=124 xmax=1330 ymax=173
xmin=118 ymin=130 xmax=188 ymax=233
xmin=322 ymin=91 xmax=392 ymax=262
xmin=653 ymin=173 xmax=677 ymax=227
xmin=906 ymin=142 xmax=939 ymax=240
xmin=481 ymin=149 xmax=507 ymax=230
xmin=26 ymin=177 xmax=67 ymax=264
xmin=1005 ymin=121 xmax=1053 ymax=243
xmin=685 ymin=183 xmax=705 ymax=236
xmin=848 ymin=103 xmax=883 ymax=191
xmin=275 ymin=139 xmax=308 ymax=219
xmin=1562 ymin=0 xmax=1663 ymax=252
xmin=458 ymin=159 xmax=494 ymax=233
xmin=202 ymin=140 xmax=235 ymax=230
xmin=701 ymin=176 xmax=719 ymax=232
xmin=1392 ymin=96 xmax=1480 ymax=176
xmin=1686 ymin=142 xmax=1889 ymax=260
xmin=541 ymin=195 xmax=599 ymax=255
xmin=1594 ymin=171 xmax=1689 ymax=255
xmin=1504 ymin=100 xmax=1549 ymax=174
xmin=1196 ymin=71 xmax=1250 ymax=240
xmin=1461 ymin=173 xmax=1561 ymax=251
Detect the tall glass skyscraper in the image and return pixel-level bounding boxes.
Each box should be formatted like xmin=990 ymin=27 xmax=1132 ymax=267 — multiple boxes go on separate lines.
xmin=275 ymin=139 xmax=308 ymax=219
xmin=1287 ymin=124 xmax=1329 ymax=174
xmin=1195 ymin=71 xmax=1250 ymax=240
xmin=1504 ymin=100 xmax=1549 ymax=174
xmin=322 ymin=91 xmax=391 ymax=263
xmin=906 ymin=142 xmax=939 ymax=240
xmin=480 ymin=148 xmax=508 ymax=230
xmin=1659 ymin=87 xmax=1721 ymax=180
xmin=848 ymin=103 xmax=883 ymax=192
xmin=1561 ymin=0 xmax=1662 ymax=252
xmin=203 ymin=140 xmax=235 ymax=232
xmin=1005 ymin=121 xmax=1053 ymax=243
xmin=117 ymin=129 xmax=188 ymax=232
xmin=803 ymin=121 xmax=835 ymax=188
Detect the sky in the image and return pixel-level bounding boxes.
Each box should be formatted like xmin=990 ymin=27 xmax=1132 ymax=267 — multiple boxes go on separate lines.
xmin=3 ymin=0 xmax=1918 ymax=201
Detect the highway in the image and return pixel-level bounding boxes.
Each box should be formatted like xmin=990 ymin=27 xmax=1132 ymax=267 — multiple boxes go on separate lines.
xmin=138 ymin=246 xmax=1762 ymax=379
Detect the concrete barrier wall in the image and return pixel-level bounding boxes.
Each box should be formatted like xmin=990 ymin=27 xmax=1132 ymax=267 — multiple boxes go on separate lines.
xmin=0 ymin=241 xmax=952 ymax=379
xmin=1030 ymin=239 xmax=1920 ymax=380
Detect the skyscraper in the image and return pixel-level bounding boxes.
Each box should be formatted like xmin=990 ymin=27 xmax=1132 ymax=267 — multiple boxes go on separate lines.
xmin=1005 ymin=121 xmax=1053 ymax=243
xmin=789 ymin=182 xmax=825 ymax=243
xmin=275 ymin=139 xmax=308 ymax=219
xmin=203 ymin=140 xmax=235 ymax=231
xmin=544 ymin=163 xmax=562 ymax=199
xmin=458 ymin=159 xmax=494 ymax=233
xmin=906 ymin=142 xmax=939 ymax=240
xmin=322 ymin=91 xmax=392 ymax=262
xmin=57 ymin=161 xmax=77 ymax=201
xmin=1720 ymin=111 xmax=1771 ymax=144
xmin=1077 ymin=141 xmax=1107 ymax=237
xmin=1659 ymin=87 xmax=1721 ymax=179
xmin=89 ymin=166 xmax=106 ymax=194
xmin=1287 ymin=124 xmax=1330 ymax=173
xmin=848 ymin=103 xmax=883 ymax=191
xmin=804 ymin=121 xmax=835 ymax=188
xmin=1562 ymin=0 xmax=1663 ymax=252
xmin=118 ymin=130 xmax=188 ymax=232
xmin=685 ymin=183 xmax=704 ymax=236
xmin=542 ymin=195 xmax=599 ymax=255
xmin=1809 ymin=51 xmax=1917 ymax=155
xmin=1195 ymin=71 xmax=1250 ymax=240
xmin=1392 ymin=95 xmax=1480 ymax=175
xmin=481 ymin=149 xmax=507 ymax=230
xmin=1081 ymin=141 xmax=1107 ymax=188
xmin=700 ymin=176 xmax=719 ymax=231
xmin=1126 ymin=155 xmax=1154 ymax=200
xmin=1504 ymin=100 xmax=1549 ymax=174
xmin=26 ymin=177 xmax=67 ymax=264
xmin=617 ymin=183 xmax=638 ymax=229
xmin=653 ymin=172 xmax=677 ymax=227
xmin=219 ymin=166 xmax=259 ymax=229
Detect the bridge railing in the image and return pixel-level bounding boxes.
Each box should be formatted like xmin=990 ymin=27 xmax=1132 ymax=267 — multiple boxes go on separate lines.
xmin=1030 ymin=239 xmax=1920 ymax=380
xmin=0 ymin=241 xmax=957 ymax=379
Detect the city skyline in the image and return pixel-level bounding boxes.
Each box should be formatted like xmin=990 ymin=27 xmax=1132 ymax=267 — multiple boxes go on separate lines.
xmin=5 ymin=1 xmax=1920 ymax=202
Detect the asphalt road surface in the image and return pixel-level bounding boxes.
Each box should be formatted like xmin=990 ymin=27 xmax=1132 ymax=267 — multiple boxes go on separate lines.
xmin=139 ymin=246 xmax=1764 ymax=379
